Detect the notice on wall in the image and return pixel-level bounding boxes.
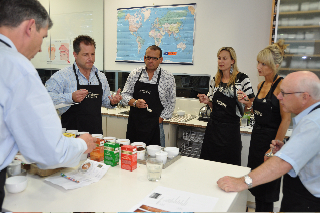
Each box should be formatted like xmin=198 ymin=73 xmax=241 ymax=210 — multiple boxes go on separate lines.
xmin=47 ymin=39 xmax=71 ymax=64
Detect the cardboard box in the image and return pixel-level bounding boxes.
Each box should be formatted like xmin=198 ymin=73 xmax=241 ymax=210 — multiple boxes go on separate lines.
xmin=104 ymin=142 xmax=120 ymax=167
xmin=29 ymin=164 xmax=63 ymax=177
xmin=121 ymin=145 xmax=137 ymax=172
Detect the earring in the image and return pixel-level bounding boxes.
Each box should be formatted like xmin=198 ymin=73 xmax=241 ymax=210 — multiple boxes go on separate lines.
xmin=230 ymin=65 xmax=234 ymax=74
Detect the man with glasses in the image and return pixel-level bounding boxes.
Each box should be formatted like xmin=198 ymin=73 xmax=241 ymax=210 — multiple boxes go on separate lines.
xmin=122 ymin=45 xmax=176 ymax=147
xmin=217 ymin=71 xmax=320 ymax=211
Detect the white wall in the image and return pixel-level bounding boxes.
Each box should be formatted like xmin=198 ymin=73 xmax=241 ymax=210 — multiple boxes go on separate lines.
xmin=104 ymin=0 xmax=273 ymax=93
xmin=32 ymin=0 xmax=104 ymax=70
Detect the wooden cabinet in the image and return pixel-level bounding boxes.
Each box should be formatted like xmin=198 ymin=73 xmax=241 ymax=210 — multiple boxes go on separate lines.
xmin=271 ymin=0 xmax=320 ymax=76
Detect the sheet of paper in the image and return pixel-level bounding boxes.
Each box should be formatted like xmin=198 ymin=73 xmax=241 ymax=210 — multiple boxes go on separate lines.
xmin=129 ymin=186 xmax=219 ymax=212
xmin=45 ymin=159 xmax=110 ymax=190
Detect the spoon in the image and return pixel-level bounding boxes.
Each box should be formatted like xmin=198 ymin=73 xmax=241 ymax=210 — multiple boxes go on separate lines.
xmin=147 ymin=106 xmax=152 ymax=112
xmin=265 ymin=147 xmax=274 ymax=157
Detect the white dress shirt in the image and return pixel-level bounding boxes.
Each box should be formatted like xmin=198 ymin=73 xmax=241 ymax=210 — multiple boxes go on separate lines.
xmin=0 ymin=34 xmax=87 ymax=171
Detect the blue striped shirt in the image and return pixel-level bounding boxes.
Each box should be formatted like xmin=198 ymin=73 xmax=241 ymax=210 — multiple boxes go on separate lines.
xmin=45 ymin=62 xmax=114 ymax=115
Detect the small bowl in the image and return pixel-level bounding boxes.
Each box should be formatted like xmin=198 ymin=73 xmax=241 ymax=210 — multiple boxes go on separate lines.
xmin=164 ymin=147 xmax=179 ymax=158
xmin=147 ymin=145 xmax=162 ymax=157
xmin=137 ymin=149 xmax=146 ymax=160
xmin=131 ymin=142 xmax=146 ymax=149
xmin=5 ymin=176 xmax=28 ymax=193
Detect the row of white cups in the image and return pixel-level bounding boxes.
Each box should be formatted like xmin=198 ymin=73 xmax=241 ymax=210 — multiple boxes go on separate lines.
xmin=62 ymin=128 xmax=179 ymax=165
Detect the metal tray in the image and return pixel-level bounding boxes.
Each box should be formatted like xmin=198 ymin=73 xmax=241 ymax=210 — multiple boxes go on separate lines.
xmin=137 ymin=154 xmax=181 ymax=169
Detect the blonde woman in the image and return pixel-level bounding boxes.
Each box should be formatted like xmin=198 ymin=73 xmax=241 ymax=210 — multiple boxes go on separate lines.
xmin=238 ymin=40 xmax=291 ymax=212
xmin=198 ymin=47 xmax=255 ymax=166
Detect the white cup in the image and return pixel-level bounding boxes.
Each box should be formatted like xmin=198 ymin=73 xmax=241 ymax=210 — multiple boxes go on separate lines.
xmin=62 ymin=128 xmax=66 ymax=133
xmin=116 ymin=139 xmax=130 ymax=146
xmin=137 ymin=148 xmax=146 ymax=160
xmin=155 ymin=151 xmax=168 ymax=165
xmin=66 ymin=130 xmax=78 ymax=136
xmin=104 ymin=137 xmax=116 ymax=143
xmin=92 ymin=134 xmax=103 ymax=139
xmin=7 ymin=160 xmax=22 ymax=177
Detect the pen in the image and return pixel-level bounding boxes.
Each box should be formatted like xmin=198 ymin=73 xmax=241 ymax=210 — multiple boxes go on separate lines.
xmin=60 ymin=173 xmax=80 ymax=183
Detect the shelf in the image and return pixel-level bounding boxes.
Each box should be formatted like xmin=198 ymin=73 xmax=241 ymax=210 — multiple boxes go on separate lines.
xmin=284 ymin=40 xmax=320 ymax=43
xmin=280 ymin=68 xmax=320 ymax=71
xmin=278 ymin=25 xmax=320 ymax=29
xmin=285 ymin=54 xmax=320 ymax=57
xmin=279 ymin=10 xmax=320 ymax=15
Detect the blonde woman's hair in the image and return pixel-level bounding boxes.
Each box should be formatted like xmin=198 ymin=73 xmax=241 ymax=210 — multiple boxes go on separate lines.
xmin=215 ymin=47 xmax=239 ymax=87
xmin=257 ymin=39 xmax=289 ymax=73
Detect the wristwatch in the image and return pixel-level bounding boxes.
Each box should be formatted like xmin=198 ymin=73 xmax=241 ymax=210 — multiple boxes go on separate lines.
xmin=132 ymin=100 xmax=138 ymax=107
xmin=244 ymin=175 xmax=252 ymax=189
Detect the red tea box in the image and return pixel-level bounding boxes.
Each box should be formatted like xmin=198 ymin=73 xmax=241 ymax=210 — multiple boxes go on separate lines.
xmin=121 ymin=145 xmax=137 ymax=171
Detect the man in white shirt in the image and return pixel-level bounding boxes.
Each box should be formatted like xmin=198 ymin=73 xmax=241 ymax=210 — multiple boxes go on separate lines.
xmin=217 ymin=71 xmax=320 ymax=211
xmin=0 ymin=0 xmax=96 ymax=210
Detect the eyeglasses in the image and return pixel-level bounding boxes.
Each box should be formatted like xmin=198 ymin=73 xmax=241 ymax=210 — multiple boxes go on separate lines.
xmin=145 ymin=56 xmax=160 ymax=61
xmin=280 ymin=90 xmax=305 ymax=97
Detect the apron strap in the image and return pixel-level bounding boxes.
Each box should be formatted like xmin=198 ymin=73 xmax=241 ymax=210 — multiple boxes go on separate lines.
xmin=73 ymin=64 xmax=102 ymax=86
xmin=0 ymin=39 xmax=11 ymax=48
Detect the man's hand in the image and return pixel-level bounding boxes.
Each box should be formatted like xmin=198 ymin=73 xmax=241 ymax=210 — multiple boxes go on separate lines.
xmin=72 ymin=89 xmax=88 ymax=102
xmin=159 ymin=117 xmax=164 ymax=123
xmin=217 ymin=176 xmax=248 ymax=192
xmin=79 ymin=133 xmax=96 ymax=154
xmin=136 ymin=99 xmax=147 ymax=108
xmin=197 ymin=94 xmax=210 ymax=104
xmin=109 ymin=88 xmax=122 ymax=105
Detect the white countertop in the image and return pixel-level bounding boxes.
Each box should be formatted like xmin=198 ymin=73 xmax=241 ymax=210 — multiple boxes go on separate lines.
xmin=3 ymin=156 xmax=250 ymax=212
xmin=102 ymin=107 xmax=293 ymax=136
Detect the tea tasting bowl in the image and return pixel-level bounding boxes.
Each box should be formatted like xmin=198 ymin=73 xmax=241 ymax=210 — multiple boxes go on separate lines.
xmin=155 ymin=151 xmax=168 ymax=165
xmin=136 ymin=148 xmax=146 ymax=160
xmin=131 ymin=142 xmax=146 ymax=148
xmin=147 ymin=145 xmax=162 ymax=157
xmin=164 ymin=147 xmax=179 ymax=158
xmin=5 ymin=176 xmax=28 ymax=193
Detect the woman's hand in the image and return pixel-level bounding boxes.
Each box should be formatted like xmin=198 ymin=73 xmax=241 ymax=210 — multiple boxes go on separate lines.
xmin=197 ymin=94 xmax=210 ymax=104
xmin=237 ymin=90 xmax=249 ymax=104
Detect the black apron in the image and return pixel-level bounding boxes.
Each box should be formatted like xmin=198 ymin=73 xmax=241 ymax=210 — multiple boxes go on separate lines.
xmin=0 ymin=39 xmax=11 ymax=211
xmin=280 ymin=104 xmax=320 ymax=211
xmin=126 ymin=69 xmax=164 ymax=146
xmin=200 ymin=82 xmax=241 ymax=166
xmin=61 ymin=64 xmax=103 ymax=134
xmin=248 ymin=76 xmax=282 ymax=202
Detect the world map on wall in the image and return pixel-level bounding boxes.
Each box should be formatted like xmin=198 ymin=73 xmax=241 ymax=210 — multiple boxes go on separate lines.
xmin=116 ymin=4 xmax=196 ymax=64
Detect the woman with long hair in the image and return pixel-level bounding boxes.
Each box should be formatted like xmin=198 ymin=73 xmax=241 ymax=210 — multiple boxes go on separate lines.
xmin=198 ymin=47 xmax=255 ymax=166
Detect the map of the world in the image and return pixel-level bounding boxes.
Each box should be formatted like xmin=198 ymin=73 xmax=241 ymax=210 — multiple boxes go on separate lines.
xmin=116 ymin=4 xmax=196 ymax=64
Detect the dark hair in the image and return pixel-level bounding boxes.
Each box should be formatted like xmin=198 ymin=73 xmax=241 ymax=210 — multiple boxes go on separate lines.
xmin=146 ymin=45 xmax=162 ymax=58
xmin=73 ymin=35 xmax=96 ymax=54
xmin=0 ymin=0 xmax=53 ymax=31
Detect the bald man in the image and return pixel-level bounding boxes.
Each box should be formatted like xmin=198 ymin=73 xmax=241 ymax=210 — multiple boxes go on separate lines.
xmin=217 ymin=71 xmax=320 ymax=211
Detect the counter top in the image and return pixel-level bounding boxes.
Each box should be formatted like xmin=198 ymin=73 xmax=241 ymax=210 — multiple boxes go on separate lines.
xmin=101 ymin=107 xmax=293 ymax=136
xmin=3 ymin=157 xmax=250 ymax=212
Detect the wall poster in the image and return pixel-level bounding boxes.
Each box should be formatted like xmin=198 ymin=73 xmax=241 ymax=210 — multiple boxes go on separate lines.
xmin=116 ymin=4 xmax=196 ymax=64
